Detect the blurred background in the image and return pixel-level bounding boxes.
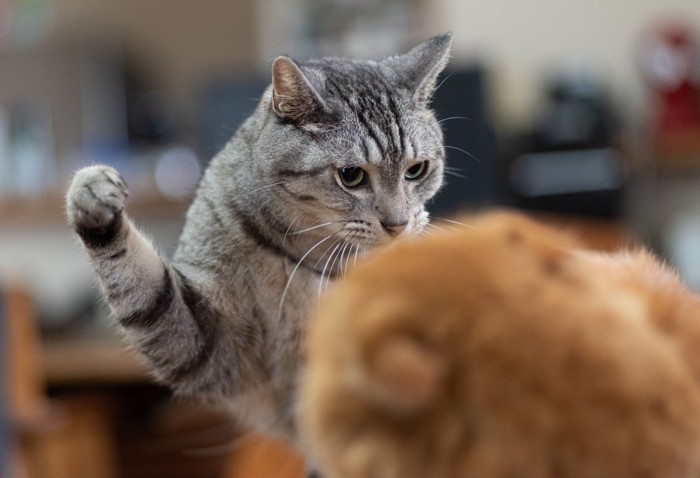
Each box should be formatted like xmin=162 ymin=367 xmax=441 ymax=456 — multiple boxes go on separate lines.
xmin=2 ymin=0 xmax=700 ymax=477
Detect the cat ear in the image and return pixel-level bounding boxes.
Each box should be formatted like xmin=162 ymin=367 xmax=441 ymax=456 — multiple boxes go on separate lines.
xmin=367 ymin=335 xmax=444 ymax=413
xmin=271 ymin=56 xmax=326 ymax=122
xmin=386 ymin=32 xmax=453 ymax=107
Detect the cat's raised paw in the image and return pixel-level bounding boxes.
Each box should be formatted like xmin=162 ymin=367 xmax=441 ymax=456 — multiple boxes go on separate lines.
xmin=66 ymin=165 xmax=129 ymax=231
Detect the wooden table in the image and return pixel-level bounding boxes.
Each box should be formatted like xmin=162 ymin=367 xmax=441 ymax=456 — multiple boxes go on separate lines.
xmin=40 ymin=334 xmax=304 ymax=478
xmin=41 ymin=337 xmax=149 ymax=386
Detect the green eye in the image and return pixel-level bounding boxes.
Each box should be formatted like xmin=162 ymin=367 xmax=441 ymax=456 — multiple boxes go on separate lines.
xmin=338 ymin=167 xmax=366 ymax=188
xmin=405 ymin=161 xmax=428 ymax=180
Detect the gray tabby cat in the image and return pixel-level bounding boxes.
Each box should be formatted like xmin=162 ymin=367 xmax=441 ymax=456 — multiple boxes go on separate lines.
xmin=65 ymin=33 xmax=452 ymax=444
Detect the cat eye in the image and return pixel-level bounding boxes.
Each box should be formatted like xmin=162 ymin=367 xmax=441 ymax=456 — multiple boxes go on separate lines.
xmin=338 ymin=167 xmax=367 ymax=188
xmin=405 ymin=161 xmax=428 ymax=180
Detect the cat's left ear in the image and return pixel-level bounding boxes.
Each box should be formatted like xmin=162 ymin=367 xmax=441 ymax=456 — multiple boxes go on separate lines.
xmin=386 ymin=32 xmax=453 ymax=107
xmin=271 ymin=56 xmax=326 ymax=123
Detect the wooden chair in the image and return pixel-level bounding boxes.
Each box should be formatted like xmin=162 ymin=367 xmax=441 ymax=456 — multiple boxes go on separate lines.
xmin=1 ymin=280 xmax=119 ymax=478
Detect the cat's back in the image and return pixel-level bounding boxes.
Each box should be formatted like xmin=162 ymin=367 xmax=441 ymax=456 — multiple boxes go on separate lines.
xmin=302 ymin=211 xmax=700 ymax=478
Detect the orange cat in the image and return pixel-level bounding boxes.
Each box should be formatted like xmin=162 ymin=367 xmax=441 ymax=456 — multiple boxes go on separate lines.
xmin=300 ymin=212 xmax=700 ymax=478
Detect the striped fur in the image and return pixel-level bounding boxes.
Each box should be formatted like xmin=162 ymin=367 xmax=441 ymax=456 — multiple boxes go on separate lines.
xmin=66 ymin=34 xmax=452 ymax=444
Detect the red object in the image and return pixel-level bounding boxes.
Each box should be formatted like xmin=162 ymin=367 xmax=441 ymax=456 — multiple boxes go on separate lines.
xmin=641 ymin=23 xmax=700 ymax=133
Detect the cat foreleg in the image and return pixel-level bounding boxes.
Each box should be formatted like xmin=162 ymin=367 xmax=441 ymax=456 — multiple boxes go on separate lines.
xmin=66 ymin=165 xmax=226 ymax=396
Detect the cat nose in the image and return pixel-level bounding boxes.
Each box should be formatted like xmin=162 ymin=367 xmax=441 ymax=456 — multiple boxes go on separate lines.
xmin=381 ymin=220 xmax=407 ymax=237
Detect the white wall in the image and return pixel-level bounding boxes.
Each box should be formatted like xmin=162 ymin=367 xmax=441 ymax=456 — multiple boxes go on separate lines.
xmin=423 ymin=0 xmax=700 ymax=130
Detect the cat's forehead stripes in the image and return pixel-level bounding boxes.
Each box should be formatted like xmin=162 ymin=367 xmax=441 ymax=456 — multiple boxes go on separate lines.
xmin=319 ymin=62 xmax=413 ymax=166
xmin=360 ymin=137 xmax=384 ymax=165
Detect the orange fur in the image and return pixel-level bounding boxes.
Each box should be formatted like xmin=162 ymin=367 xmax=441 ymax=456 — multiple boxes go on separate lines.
xmin=300 ymin=212 xmax=700 ymax=478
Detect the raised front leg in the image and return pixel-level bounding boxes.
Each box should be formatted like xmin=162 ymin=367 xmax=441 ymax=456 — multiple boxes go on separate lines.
xmin=65 ymin=165 xmax=236 ymax=397
xmin=66 ymin=165 xmax=176 ymax=329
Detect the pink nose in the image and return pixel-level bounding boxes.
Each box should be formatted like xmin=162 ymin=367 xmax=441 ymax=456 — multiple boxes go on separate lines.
xmin=381 ymin=221 xmax=407 ymax=237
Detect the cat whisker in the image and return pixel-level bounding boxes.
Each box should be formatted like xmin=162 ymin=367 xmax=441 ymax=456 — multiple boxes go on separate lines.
xmin=421 ymin=228 xmax=436 ymax=237
xmin=337 ymin=235 xmax=353 ymax=280
xmin=437 ymin=116 xmax=470 ymax=125
xmin=322 ymin=232 xmax=358 ymax=294
xmin=314 ymin=233 xmax=347 ymax=271
xmin=413 ymin=211 xmax=430 ymax=234
xmin=444 ymin=165 xmax=465 ymax=171
xmin=444 ymin=145 xmax=481 ymax=164
xmin=282 ymin=214 xmax=306 ymax=249
xmin=424 ymin=223 xmax=450 ymax=235
xmin=325 ymin=239 xmax=349 ymax=292
xmin=320 ymin=246 xmax=343 ymax=297
xmin=317 ymin=234 xmax=349 ymax=298
xmin=444 ymin=166 xmax=467 ymax=179
xmin=432 ymin=217 xmax=475 ymax=229
xmin=353 ymin=240 xmax=362 ymax=267
xmin=423 ymin=219 xmax=452 ymax=237
xmin=278 ymin=227 xmax=345 ymax=318
xmin=432 ymin=221 xmax=461 ymax=232
xmin=289 ymin=220 xmax=350 ymax=236
xmin=324 ymin=231 xmax=360 ymax=292
xmin=343 ymin=235 xmax=358 ymax=277
xmin=428 ymin=68 xmax=461 ymax=102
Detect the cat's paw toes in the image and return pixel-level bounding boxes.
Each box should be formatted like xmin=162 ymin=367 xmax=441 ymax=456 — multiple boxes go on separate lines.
xmin=66 ymin=165 xmax=129 ymax=230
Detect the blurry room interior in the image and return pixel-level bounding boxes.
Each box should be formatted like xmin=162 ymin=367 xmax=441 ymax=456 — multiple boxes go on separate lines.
xmin=2 ymin=0 xmax=700 ymax=477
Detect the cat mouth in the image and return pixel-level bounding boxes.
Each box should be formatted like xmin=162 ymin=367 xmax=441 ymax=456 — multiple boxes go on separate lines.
xmin=377 ymin=210 xmax=429 ymax=241
xmin=312 ymin=214 xmax=424 ymax=252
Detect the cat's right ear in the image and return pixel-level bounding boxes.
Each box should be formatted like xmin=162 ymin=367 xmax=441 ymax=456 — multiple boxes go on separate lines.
xmin=386 ymin=32 xmax=453 ymax=108
xmin=271 ymin=57 xmax=326 ymax=123
xmin=366 ymin=335 xmax=445 ymax=413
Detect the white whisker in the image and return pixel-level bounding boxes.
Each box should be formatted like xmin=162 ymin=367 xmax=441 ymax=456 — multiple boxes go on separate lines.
xmin=432 ymin=216 xmax=475 ymax=229
xmin=425 ymin=223 xmax=449 ymax=234
xmin=332 ymin=242 xmax=348 ymax=289
xmin=437 ymin=116 xmax=470 ymax=125
xmin=278 ymin=227 xmax=344 ymax=318
xmin=353 ymin=240 xmax=362 ymax=267
xmin=338 ymin=235 xmax=352 ymax=279
xmin=325 ymin=239 xmax=351 ymax=293
xmin=444 ymin=166 xmax=467 ymax=179
xmin=320 ymin=231 xmax=360 ymax=294
xmin=289 ymin=220 xmax=349 ymax=236
xmin=314 ymin=233 xmax=346 ymax=271
xmin=426 ymin=223 xmax=457 ymax=233
xmin=343 ymin=236 xmax=357 ymax=277
xmin=421 ymin=227 xmax=438 ymax=237
xmin=444 ymin=145 xmax=480 ymax=163
xmin=317 ymin=234 xmax=348 ymax=298
xmin=282 ymin=214 xmax=306 ymax=249
xmin=428 ymin=69 xmax=460 ymax=102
